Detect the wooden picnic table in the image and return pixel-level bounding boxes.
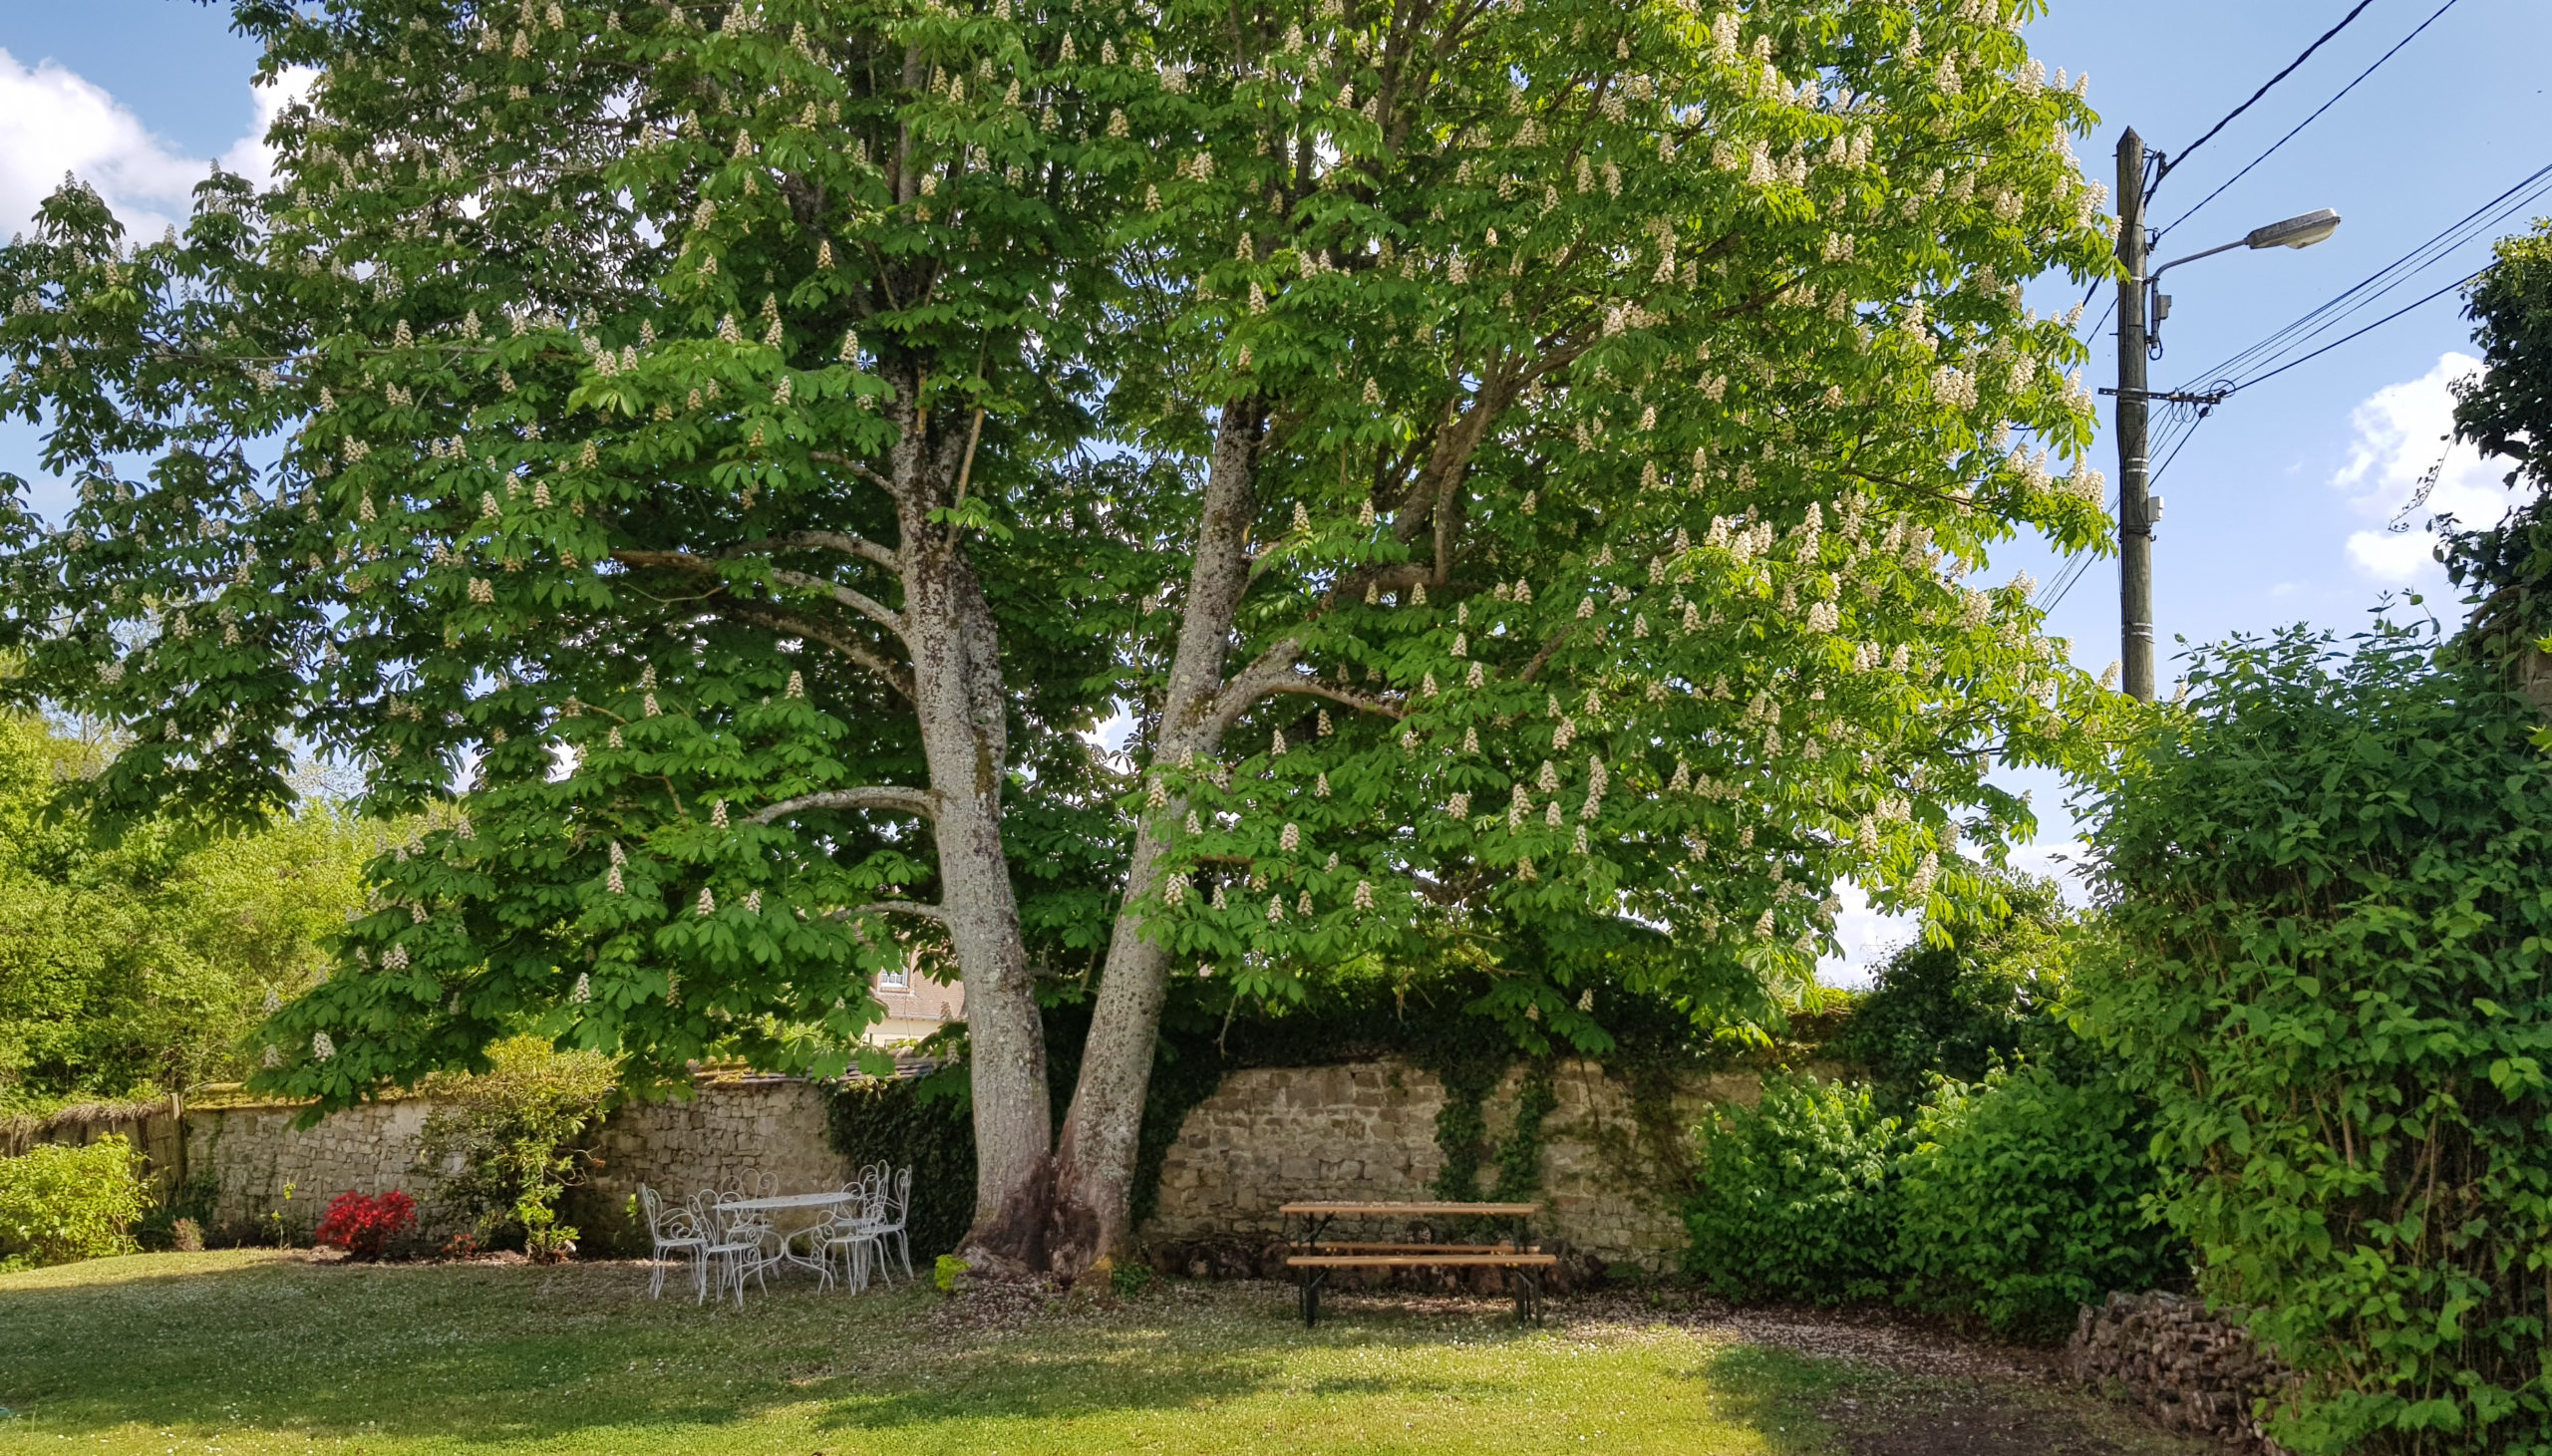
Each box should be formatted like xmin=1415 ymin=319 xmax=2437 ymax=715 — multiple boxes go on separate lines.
xmin=1277 ymin=1200 xmax=1554 ymax=1327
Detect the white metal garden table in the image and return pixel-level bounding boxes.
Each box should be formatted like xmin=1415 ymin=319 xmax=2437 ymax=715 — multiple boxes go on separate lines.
xmin=714 ymin=1190 xmax=860 ymax=1278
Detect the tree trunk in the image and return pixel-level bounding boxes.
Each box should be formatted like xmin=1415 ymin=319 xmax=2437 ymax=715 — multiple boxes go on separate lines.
xmin=883 ymin=396 xmax=1053 ymax=1272
xmin=1044 ymin=379 xmax=1512 ymax=1277
xmin=1046 ymin=403 xmax=1264 ymax=1274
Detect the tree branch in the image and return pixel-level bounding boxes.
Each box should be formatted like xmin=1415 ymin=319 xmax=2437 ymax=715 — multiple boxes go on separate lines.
xmin=827 ymin=900 xmax=951 ymax=926
xmin=749 ymin=785 xmax=940 ymax=825
xmin=1201 ymin=642 xmax=1409 ymax=738
xmin=612 ymin=549 xmax=906 ymax=640
xmin=765 ymin=567 xmax=905 ymax=638
xmin=1519 ymin=626 xmax=1575 ymax=684
xmin=1282 ymin=678 xmax=1409 ymax=721
xmin=740 ymin=529 xmax=901 ymax=571
xmin=808 ymin=449 xmax=900 ymax=498
xmin=716 ymin=601 xmax=914 ymax=701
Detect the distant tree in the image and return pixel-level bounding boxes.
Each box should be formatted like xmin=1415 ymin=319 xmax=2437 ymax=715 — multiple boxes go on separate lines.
xmin=2445 ymin=220 xmax=2552 ymax=660
xmin=0 ymin=711 xmax=366 ymax=1107
xmin=0 ymin=0 xmax=2120 ymax=1270
xmin=1834 ymin=870 xmax=2076 ymax=1104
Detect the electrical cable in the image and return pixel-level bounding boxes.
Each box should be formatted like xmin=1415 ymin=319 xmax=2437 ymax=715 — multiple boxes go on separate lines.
xmin=2040 ymin=546 xmax=2097 ymax=611
xmin=2153 ymin=0 xmax=2384 ymax=191
xmin=2155 ymin=0 xmax=2465 ymax=243
xmin=2225 ymin=267 xmax=2483 ymax=395
xmin=2041 ymin=405 xmax=2206 ymax=614
xmin=2207 ymin=176 xmax=2545 ymax=387
xmin=2187 ymin=159 xmax=2552 ymax=390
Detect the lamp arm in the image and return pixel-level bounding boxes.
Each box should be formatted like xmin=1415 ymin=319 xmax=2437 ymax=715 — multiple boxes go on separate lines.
xmin=2146 ymin=237 xmax=2248 ymax=281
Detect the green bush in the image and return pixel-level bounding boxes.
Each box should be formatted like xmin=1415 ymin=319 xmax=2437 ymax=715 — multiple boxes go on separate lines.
xmin=1893 ymin=1062 xmax=2177 ymax=1338
xmin=415 ymin=1036 xmax=617 ymax=1255
xmin=0 ymin=1134 xmax=149 ymax=1267
xmin=2080 ymin=625 xmax=2552 ymax=1453
xmin=1834 ymin=873 xmax=2077 ymax=1106
xmin=1681 ymin=1075 xmax=1907 ymax=1304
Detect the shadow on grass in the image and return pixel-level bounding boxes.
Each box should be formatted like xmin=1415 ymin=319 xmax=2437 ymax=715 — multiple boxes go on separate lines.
xmin=0 ymin=1254 xmax=1834 ymax=1453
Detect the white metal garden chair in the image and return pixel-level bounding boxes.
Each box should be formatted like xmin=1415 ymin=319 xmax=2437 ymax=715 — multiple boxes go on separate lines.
xmin=871 ymin=1166 xmax=914 ymax=1283
xmin=637 ymin=1185 xmax=710 ymax=1302
xmin=703 ymin=1197 xmax=773 ymax=1308
xmin=813 ymin=1178 xmax=886 ymax=1295
xmin=712 ymin=1187 xmax=782 ymax=1261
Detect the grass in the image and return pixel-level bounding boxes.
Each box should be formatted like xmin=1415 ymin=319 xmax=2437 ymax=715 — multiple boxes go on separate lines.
xmin=0 ymin=1251 xmax=1855 ymax=1455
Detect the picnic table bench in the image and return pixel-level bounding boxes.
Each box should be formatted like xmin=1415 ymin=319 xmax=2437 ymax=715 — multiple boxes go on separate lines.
xmin=1279 ymin=1201 xmax=1555 ymax=1327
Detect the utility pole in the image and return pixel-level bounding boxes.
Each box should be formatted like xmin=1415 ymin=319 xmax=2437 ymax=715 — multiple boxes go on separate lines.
xmin=2114 ymin=129 xmax=2154 ymax=702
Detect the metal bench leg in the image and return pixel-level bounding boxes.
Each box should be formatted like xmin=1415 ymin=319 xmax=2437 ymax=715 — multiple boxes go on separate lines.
xmin=1505 ymin=1267 xmax=1544 ymax=1326
xmin=1300 ymin=1268 xmax=1327 ymax=1328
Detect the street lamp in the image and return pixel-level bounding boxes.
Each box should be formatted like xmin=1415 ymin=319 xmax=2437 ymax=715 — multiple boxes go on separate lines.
xmin=2110 ymin=125 xmax=2340 ymax=702
xmin=2145 ymin=208 xmax=2343 ymax=352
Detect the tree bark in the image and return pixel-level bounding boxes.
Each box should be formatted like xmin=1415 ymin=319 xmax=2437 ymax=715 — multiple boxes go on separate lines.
xmin=1045 ymin=402 xmax=1265 ymax=1273
xmin=873 ymin=381 xmax=1053 ymax=1271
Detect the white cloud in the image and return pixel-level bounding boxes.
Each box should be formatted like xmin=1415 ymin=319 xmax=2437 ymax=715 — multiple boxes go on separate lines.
xmin=0 ymin=48 xmax=312 ymax=238
xmin=2332 ymin=352 xmax=2514 ymax=585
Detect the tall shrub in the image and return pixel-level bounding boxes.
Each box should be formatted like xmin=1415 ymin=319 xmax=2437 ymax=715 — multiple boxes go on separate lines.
xmin=0 ymin=1134 xmax=149 ymax=1268
xmin=1681 ymin=1075 xmax=1907 ymax=1305
xmin=416 ymin=1036 xmax=617 ymax=1259
xmin=2079 ymin=624 xmax=2552 ymax=1454
xmin=1893 ymin=1062 xmax=2176 ymax=1338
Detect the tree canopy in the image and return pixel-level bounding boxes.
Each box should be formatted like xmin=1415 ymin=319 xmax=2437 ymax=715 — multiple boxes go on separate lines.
xmin=0 ymin=0 xmax=2122 ymax=1268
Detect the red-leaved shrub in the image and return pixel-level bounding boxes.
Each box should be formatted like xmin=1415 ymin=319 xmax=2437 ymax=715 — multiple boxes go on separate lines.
xmin=313 ymin=1190 xmax=417 ymax=1260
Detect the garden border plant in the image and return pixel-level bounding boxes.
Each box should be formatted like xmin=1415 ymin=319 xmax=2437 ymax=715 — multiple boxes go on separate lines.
xmin=2078 ymin=620 xmax=2552 ymax=1454
xmin=414 ymin=1035 xmax=617 ymax=1262
xmin=0 ymin=1133 xmax=151 ymax=1269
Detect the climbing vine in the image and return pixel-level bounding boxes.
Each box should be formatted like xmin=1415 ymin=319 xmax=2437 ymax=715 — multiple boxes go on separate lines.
xmin=831 ymin=968 xmax=1757 ymax=1252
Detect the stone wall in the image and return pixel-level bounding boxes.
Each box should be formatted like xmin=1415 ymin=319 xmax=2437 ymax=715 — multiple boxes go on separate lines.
xmin=46 ymin=1056 xmax=1761 ymax=1270
xmin=185 ymin=1098 xmax=458 ymax=1243
xmin=160 ymin=1077 xmax=850 ymax=1251
xmin=569 ymin=1077 xmax=850 ymax=1254
xmin=2068 ymin=1291 xmax=2294 ymax=1454
xmin=1137 ymin=1058 xmax=1762 ymax=1272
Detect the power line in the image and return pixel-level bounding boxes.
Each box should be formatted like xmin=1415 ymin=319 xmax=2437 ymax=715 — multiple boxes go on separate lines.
xmin=2187 ymin=158 xmax=2552 ymax=390
xmin=2153 ymin=0 xmax=2384 ymax=191
xmin=2156 ymin=0 xmax=2465 ymax=243
xmin=2042 ymin=404 xmax=2207 ymax=614
xmin=2226 ymin=267 xmax=2483 ymax=396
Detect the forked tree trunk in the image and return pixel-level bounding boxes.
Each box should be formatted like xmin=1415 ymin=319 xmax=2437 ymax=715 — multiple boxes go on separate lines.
xmin=1044 ymin=379 xmax=1509 ymax=1277
xmin=1046 ymin=403 xmax=1265 ymax=1273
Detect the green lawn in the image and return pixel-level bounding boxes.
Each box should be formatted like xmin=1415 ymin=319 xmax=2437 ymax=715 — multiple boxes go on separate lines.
xmin=0 ymin=1252 xmax=2152 ymax=1456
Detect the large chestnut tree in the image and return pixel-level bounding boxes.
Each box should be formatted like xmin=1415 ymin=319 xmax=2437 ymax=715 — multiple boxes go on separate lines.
xmin=0 ymin=0 xmax=2119 ymax=1273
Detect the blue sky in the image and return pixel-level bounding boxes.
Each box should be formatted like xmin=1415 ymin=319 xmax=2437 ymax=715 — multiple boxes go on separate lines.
xmin=4 ymin=0 xmax=2547 ymax=977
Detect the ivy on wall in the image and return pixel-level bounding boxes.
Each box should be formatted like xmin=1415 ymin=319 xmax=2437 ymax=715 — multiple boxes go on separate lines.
xmin=825 ymin=970 xmax=1768 ymax=1255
